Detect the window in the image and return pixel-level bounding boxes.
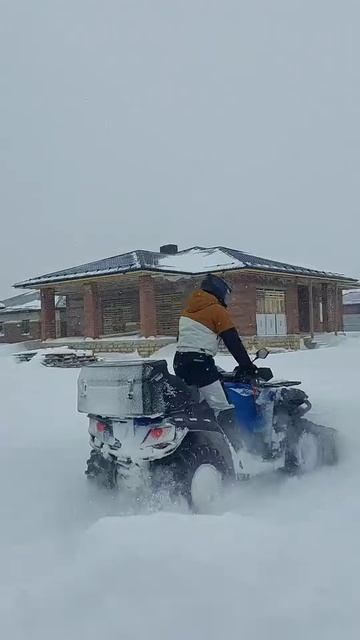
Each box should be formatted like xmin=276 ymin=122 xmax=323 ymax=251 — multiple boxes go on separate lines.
xmin=0 ymin=322 xmax=4 ymax=336
xmin=256 ymin=290 xmax=285 ymax=314
xmin=21 ymin=319 xmax=30 ymax=335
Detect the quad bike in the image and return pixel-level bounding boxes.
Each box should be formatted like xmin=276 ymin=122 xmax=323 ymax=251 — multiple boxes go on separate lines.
xmin=78 ymin=350 xmax=338 ymax=512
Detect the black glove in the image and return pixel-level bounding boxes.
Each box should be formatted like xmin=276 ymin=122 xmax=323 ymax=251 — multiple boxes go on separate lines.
xmin=234 ymin=364 xmax=258 ymax=379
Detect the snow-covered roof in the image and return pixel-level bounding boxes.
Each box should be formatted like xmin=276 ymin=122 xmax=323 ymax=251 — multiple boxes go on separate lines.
xmin=14 ymin=246 xmax=358 ymax=288
xmin=0 ymin=292 xmax=65 ymax=312
xmin=343 ymin=290 xmax=360 ymax=305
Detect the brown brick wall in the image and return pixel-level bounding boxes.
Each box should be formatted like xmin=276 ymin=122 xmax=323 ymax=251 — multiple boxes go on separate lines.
xmin=66 ymin=280 xmax=140 ymax=338
xmin=30 ymin=320 xmax=41 ymax=340
xmin=285 ymin=284 xmax=300 ymax=334
xmin=320 ymin=284 xmax=344 ymax=332
xmin=321 ymin=284 xmax=329 ymax=331
xmin=154 ymin=276 xmax=201 ymax=336
xmin=66 ymin=293 xmax=84 ymax=337
xmin=154 ymin=273 xmax=304 ymax=337
xmin=327 ymin=285 xmax=336 ymax=332
xmin=40 ymin=288 xmax=56 ymax=339
xmin=101 ymin=281 xmax=139 ymax=335
xmin=337 ymin=289 xmax=344 ymax=331
xmin=313 ymin=285 xmax=322 ymax=333
xmin=139 ymin=275 xmax=157 ymax=337
xmin=58 ymin=274 xmax=346 ymax=340
xmin=227 ymin=273 xmax=257 ymax=336
xmin=83 ymin=284 xmax=100 ymax=338
xmin=344 ymin=304 xmax=360 ymax=315
xmin=0 ymin=319 xmax=41 ymax=343
xmin=154 ymin=273 xmax=258 ymax=337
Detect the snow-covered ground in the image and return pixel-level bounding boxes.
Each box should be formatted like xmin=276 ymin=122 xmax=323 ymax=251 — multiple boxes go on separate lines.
xmin=1 ymin=337 xmax=360 ymax=640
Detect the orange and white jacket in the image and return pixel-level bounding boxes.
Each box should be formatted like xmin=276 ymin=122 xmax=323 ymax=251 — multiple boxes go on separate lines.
xmin=177 ymin=290 xmax=235 ymax=356
xmin=177 ymin=289 xmax=253 ymax=368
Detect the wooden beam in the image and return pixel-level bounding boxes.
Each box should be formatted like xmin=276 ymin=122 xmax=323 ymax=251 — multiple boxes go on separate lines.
xmin=334 ymin=283 xmax=339 ymax=336
xmin=309 ymin=281 xmax=314 ymax=338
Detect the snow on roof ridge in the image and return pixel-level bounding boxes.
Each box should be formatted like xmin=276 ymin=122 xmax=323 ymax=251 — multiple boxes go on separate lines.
xmin=157 ymin=247 xmax=242 ymax=274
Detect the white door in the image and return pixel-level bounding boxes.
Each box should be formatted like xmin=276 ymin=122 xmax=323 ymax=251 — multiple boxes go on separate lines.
xmin=265 ymin=314 xmax=276 ymax=336
xmin=256 ymin=289 xmax=288 ymax=337
xmin=256 ymin=314 xmax=267 ymax=336
xmin=275 ymin=314 xmax=287 ymax=335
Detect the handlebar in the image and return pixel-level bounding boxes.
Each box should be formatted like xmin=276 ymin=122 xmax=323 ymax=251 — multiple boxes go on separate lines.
xmin=220 ymin=367 xmax=274 ymax=384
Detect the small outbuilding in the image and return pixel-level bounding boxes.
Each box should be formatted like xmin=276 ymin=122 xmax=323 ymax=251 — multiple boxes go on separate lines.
xmin=343 ymin=290 xmax=360 ymax=331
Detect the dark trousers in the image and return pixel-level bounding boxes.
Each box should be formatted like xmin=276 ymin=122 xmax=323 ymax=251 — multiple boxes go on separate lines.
xmin=173 ymin=351 xmax=220 ymax=388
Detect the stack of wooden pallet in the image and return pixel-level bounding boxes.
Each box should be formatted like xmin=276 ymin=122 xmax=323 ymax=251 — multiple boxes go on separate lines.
xmin=42 ymin=351 xmax=98 ymax=368
xmin=15 ymin=351 xmax=38 ymax=363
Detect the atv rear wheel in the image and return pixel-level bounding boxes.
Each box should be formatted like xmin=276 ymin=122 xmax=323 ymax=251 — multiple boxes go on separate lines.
xmin=153 ymin=443 xmax=229 ymax=513
xmin=301 ymin=420 xmax=339 ymax=466
xmin=294 ymin=430 xmax=319 ymax=473
xmin=285 ymin=419 xmax=339 ymax=473
xmin=190 ymin=462 xmax=223 ymax=513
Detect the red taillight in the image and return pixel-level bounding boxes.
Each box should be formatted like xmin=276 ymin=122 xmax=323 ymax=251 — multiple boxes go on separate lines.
xmin=96 ymin=421 xmax=106 ymax=433
xmin=143 ymin=424 xmax=175 ymax=447
xmin=149 ymin=427 xmax=164 ymax=439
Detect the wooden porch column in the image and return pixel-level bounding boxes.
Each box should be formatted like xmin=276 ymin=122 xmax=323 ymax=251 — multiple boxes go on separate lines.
xmin=83 ymin=284 xmax=100 ymax=339
xmin=321 ymin=284 xmax=329 ymax=332
xmin=337 ymin=286 xmax=344 ymax=333
xmin=313 ymin=285 xmax=321 ymax=332
xmin=139 ymin=275 xmax=157 ymax=338
xmin=334 ymin=283 xmax=339 ymax=336
xmin=309 ymin=281 xmax=314 ymax=338
xmin=40 ymin=288 xmax=56 ymax=340
xmin=285 ymin=284 xmax=300 ymax=334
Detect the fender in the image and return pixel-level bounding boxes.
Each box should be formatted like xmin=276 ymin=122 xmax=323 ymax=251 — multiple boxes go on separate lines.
xmin=178 ymin=429 xmax=236 ymax=478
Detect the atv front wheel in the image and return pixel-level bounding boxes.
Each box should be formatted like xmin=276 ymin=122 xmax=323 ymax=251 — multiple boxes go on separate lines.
xmin=190 ymin=462 xmax=223 ymax=513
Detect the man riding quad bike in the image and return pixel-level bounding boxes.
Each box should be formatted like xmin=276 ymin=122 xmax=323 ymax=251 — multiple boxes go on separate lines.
xmin=79 ymin=274 xmax=339 ymax=512
xmin=174 ymin=273 xmax=259 ymax=451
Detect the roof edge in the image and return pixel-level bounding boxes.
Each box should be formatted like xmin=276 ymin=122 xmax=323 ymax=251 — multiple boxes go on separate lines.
xmin=14 ymin=265 xmax=359 ymax=290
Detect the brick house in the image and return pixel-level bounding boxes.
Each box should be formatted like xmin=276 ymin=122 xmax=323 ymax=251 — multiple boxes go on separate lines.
xmin=13 ymin=245 xmax=358 ymax=350
xmin=343 ymin=290 xmax=360 ymax=331
xmin=0 ymin=292 xmax=66 ymax=344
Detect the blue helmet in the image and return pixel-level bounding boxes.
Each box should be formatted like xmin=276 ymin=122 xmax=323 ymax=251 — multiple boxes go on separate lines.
xmin=200 ymin=273 xmax=232 ymax=306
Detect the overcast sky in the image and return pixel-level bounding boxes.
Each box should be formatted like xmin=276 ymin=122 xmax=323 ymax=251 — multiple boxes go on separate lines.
xmin=1 ymin=0 xmax=359 ymax=297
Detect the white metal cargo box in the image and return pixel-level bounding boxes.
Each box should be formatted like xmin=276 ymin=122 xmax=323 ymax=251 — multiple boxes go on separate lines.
xmin=77 ymin=359 xmax=168 ymax=418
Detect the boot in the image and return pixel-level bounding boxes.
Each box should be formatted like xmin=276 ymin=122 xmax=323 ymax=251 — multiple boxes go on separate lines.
xmin=217 ymin=408 xmax=243 ymax=451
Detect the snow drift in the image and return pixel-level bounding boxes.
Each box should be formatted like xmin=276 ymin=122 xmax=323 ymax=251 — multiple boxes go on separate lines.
xmin=0 ymin=337 xmax=360 ymax=639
